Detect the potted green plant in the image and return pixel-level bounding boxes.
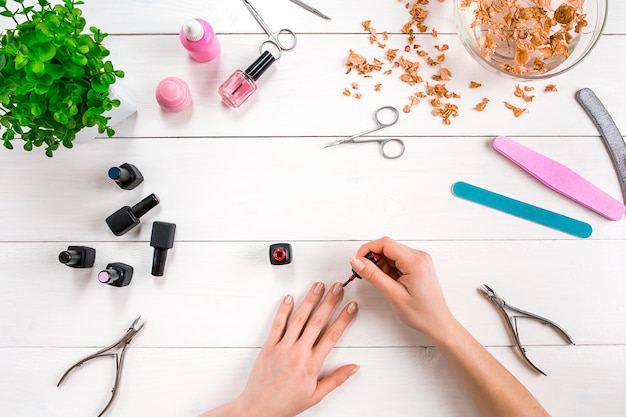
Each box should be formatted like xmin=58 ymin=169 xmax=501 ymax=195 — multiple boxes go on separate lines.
xmin=0 ymin=0 xmax=125 ymax=157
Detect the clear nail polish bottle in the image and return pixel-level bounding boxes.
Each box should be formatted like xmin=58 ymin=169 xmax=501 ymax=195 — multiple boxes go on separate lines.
xmin=218 ymin=51 xmax=276 ymax=109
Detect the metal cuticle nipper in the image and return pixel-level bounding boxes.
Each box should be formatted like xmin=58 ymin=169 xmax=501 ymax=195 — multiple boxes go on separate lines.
xmin=57 ymin=316 xmax=146 ymax=417
xmin=479 ymin=285 xmax=574 ymax=376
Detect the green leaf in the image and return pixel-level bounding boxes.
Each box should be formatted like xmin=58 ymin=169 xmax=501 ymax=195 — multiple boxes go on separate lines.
xmin=3 ymin=42 xmax=19 ymax=55
xmin=62 ymin=136 xmax=73 ymax=148
xmin=23 ymin=141 xmax=33 ymax=151
xmin=14 ymin=53 xmax=28 ymax=69
xmin=71 ymin=52 xmax=87 ymax=66
xmin=53 ymin=111 xmax=68 ymax=124
xmin=90 ymin=76 xmax=108 ymax=93
xmin=20 ymin=30 xmax=50 ymax=47
xmin=64 ymin=64 xmax=84 ymax=78
xmin=29 ymin=95 xmax=47 ymax=116
xmin=32 ymin=42 xmax=56 ymax=61
xmin=34 ymin=77 xmax=52 ymax=94
xmin=29 ymin=60 xmax=45 ymax=74
xmin=0 ymin=54 xmax=6 ymax=71
xmin=46 ymin=63 xmax=64 ymax=79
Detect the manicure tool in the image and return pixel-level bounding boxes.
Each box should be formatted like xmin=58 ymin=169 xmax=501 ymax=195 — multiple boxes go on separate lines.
xmin=325 ymin=106 xmax=406 ymax=159
xmin=289 ymin=0 xmax=331 ymax=20
xmin=492 ymin=136 xmax=626 ymax=221
xmin=479 ymin=285 xmax=575 ymax=376
xmin=343 ymin=252 xmax=381 ymax=287
xmin=576 ymin=88 xmax=626 ymax=203
xmin=242 ymin=0 xmax=297 ymax=59
xmin=452 ymin=181 xmax=593 ymax=238
xmin=57 ymin=316 xmax=146 ymax=417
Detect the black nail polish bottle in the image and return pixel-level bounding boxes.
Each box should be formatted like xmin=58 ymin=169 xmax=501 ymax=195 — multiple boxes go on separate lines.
xmin=108 ymin=163 xmax=144 ymax=190
xmin=98 ymin=262 xmax=134 ymax=287
xmin=150 ymin=221 xmax=176 ymax=276
xmin=269 ymin=243 xmax=292 ymax=265
xmin=58 ymin=246 xmax=96 ymax=268
xmin=106 ymin=194 xmax=160 ymax=236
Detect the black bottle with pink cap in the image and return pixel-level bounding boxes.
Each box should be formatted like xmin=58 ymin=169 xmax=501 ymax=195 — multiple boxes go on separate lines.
xmin=99 ymin=262 xmax=134 ymax=287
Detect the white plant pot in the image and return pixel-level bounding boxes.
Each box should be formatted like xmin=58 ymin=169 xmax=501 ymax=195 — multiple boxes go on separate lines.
xmin=73 ymin=81 xmax=137 ymax=144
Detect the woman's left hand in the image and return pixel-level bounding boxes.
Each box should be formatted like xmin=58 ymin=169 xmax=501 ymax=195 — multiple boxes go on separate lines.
xmin=231 ymin=281 xmax=359 ymax=417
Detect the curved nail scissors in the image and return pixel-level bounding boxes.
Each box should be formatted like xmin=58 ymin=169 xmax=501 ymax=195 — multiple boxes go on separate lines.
xmin=242 ymin=0 xmax=297 ymax=59
xmin=480 ymin=285 xmax=574 ymax=376
xmin=57 ymin=316 xmax=146 ymax=417
xmin=325 ymin=106 xmax=406 ymax=159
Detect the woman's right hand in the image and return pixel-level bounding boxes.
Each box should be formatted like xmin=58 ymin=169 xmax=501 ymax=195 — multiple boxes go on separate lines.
xmin=350 ymin=237 xmax=455 ymax=342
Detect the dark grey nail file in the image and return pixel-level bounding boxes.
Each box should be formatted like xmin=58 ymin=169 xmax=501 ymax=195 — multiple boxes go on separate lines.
xmin=575 ymin=88 xmax=626 ymax=203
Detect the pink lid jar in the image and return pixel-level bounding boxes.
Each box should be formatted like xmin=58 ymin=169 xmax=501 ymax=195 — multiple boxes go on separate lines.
xmin=155 ymin=77 xmax=192 ymax=112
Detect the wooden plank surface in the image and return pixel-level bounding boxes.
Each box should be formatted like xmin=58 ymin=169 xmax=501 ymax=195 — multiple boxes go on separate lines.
xmin=1 ymin=0 xmax=625 ymax=416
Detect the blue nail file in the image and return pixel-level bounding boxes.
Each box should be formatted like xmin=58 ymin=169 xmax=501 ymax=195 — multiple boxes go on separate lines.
xmin=452 ymin=181 xmax=593 ymax=238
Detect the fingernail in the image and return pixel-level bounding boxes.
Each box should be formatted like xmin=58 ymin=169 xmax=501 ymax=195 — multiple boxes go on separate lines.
xmin=350 ymin=257 xmax=365 ymax=272
xmin=332 ymin=282 xmax=343 ymax=296
xmin=349 ymin=365 xmax=360 ymax=376
xmin=347 ymin=301 xmax=358 ymax=314
xmin=284 ymin=294 xmax=293 ymax=305
xmin=313 ymin=282 xmax=324 ymax=295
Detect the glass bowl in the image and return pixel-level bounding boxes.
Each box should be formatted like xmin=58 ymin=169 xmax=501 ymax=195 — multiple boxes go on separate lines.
xmin=455 ymin=0 xmax=608 ymax=80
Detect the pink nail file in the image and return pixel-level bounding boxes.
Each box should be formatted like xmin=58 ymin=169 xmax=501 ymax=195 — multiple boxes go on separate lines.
xmin=492 ymin=136 xmax=626 ymax=221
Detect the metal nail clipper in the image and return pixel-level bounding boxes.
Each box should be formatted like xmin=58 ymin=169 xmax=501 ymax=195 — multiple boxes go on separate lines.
xmin=57 ymin=316 xmax=146 ymax=417
xmin=479 ymin=285 xmax=574 ymax=376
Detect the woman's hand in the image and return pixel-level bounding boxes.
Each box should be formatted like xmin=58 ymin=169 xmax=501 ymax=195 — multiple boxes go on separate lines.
xmin=350 ymin=236 xmax=454 ymax=342
xmin=205 ymin=281 xmax=359 ymax=417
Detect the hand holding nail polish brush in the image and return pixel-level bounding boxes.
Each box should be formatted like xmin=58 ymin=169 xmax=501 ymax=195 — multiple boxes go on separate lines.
xmin=342 ymin=252 xmax=381 ymax=287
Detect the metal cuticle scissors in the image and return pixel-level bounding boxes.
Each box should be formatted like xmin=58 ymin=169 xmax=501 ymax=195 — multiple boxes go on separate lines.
xmin=242 ymin=0 xmax=297 ymax=60
xmin=325 ymin=106 xmax=406 ymax=159
xmin=479 ymin=284 xmax=575 ymax=376
xmin=57 ymin=316 xmax=146 ymax=417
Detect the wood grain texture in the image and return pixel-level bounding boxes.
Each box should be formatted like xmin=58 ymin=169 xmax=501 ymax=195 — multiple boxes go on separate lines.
xmin=0 ymin=0 xmax=625 ymax=416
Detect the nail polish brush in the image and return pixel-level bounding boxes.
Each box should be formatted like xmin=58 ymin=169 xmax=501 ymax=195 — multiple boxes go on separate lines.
xmin=343 ymin=252 xmax=381 ymax=287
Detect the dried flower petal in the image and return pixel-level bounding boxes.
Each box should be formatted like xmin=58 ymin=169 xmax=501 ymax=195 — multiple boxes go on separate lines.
xmin=475 ymin=98 xmax=490 ymax=111
xmin=504 ymin=101 xmax=527 ymax=117
xmin=545 ymin=84 xmax=558 ymax=92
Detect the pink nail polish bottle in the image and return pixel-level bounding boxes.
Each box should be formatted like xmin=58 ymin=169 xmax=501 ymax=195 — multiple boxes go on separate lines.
xmin=180 ymin=18 xmax=221 ymax=63
xmin=218 ymin=51 xmax=276 ymax=109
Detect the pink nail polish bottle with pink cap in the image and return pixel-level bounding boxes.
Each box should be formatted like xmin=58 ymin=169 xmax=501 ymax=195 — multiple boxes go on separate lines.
xmin=180 ymin=18 xmax=220 ymax=63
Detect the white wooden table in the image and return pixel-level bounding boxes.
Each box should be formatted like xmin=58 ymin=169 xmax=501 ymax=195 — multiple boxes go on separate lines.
xmin=2 ymin=1 xmax=625 ymax=416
